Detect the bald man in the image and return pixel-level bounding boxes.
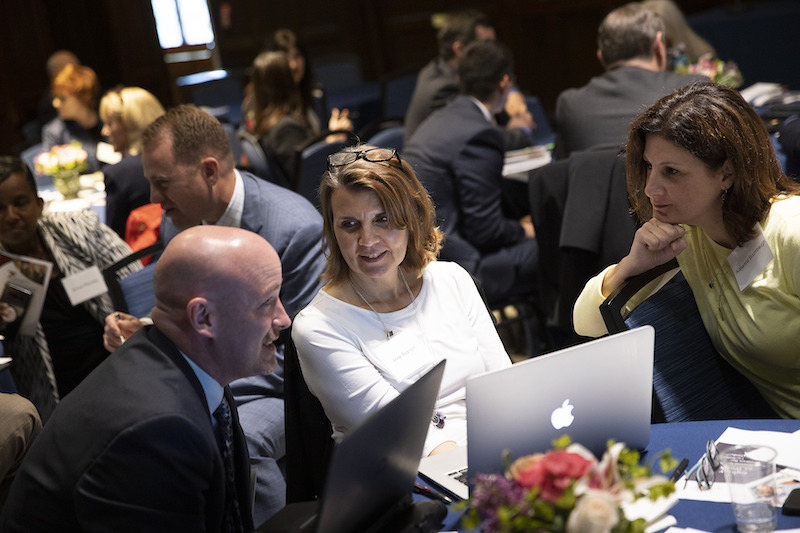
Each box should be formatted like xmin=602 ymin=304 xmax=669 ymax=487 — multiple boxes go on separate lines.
xmin=102 ymin=104 xmax=325 ymax=526
xmin=1 ymin=226 xmax=291 ymax=533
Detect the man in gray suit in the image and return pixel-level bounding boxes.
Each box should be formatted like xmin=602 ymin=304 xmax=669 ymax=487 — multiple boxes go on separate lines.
xmin=554 ymin=2 xmax=707 ymax=158
xmin=103 ymin=105 xmax=325 ymax=528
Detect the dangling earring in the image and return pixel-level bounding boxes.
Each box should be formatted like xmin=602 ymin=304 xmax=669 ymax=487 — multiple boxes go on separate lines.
xmin=720 ymin=187 xmax=730 ymax=203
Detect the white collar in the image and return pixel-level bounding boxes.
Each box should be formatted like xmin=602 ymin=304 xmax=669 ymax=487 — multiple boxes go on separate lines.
xmin=204 ymin=170 xmax=244 ymax=228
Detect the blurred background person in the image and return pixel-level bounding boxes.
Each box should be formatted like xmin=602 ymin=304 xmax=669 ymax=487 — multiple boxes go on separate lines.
xmin=404 ymin=7 xmax=534 ymax=149
xmin=250 ymin=50 xmax=352 ymax=182
xmin=42 ymin=64 xmax=104 ymax=173
xmin=99 ymin=86 xmax=165 ymax=239
xmin=26 ymin=50 xmax=81 ymax=145
xmin=642 ymin=0 xmax=716 ymax=67
xmin=554 ymin=2 xmax=706 ymax=158
xmin=405 ymin=40 xmax=538 ymax=303
xmin=262 ymin=28 xmax=323 ymax=132
xmin=292 ymin=144 xmax=511 ymax=458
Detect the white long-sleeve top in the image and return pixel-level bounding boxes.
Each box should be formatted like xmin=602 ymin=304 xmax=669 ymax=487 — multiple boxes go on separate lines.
xmin=292 ymin=260 xmax=511 ymax=456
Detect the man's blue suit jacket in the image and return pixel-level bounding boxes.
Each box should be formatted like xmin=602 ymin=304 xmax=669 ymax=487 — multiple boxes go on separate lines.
xmin=160 ymin=171 xmax=326 ymax=400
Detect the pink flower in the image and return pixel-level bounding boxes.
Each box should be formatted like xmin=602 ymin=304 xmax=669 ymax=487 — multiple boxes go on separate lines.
xmin=508 ymin=450 xmax=594 ymax=502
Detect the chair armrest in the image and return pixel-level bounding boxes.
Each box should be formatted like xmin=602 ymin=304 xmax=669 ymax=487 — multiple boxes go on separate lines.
xmin=599 ymin=257 xmax=679 ymax=334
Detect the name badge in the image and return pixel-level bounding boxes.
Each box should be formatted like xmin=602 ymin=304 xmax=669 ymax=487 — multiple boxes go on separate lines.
xmin=727 ymin=223 xmax=774 ymax=292
xmin=372 ymin=330 xmax=434 ymax=385
xmin=62 ymin=266 xmax=108 ymax=306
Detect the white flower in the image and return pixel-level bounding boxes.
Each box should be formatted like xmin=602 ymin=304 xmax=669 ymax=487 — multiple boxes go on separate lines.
xmin=566 ymin=490 xmax=620 ymax=533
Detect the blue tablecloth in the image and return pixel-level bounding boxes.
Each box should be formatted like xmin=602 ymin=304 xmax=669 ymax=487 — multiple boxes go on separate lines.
xmin=433 ymin=419 xmax=800 ymax=532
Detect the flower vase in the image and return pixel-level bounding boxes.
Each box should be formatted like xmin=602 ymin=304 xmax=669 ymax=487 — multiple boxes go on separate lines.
xmin=53 ymin=169 xmax=81 ymax=199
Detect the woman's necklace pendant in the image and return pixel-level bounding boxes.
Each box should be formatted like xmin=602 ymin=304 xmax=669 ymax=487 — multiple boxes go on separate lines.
xmin=385 ymin=329 xmax=394 ymax=340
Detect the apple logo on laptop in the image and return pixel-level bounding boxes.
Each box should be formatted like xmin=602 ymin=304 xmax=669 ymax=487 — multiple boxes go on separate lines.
xmin=550 ymin=399 xmax=575 ymax=430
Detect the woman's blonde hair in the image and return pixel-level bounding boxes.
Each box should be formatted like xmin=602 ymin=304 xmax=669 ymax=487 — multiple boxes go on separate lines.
xmin=318 ymin=145 xmax=442 ymax=285
xmin=99 ymin=87 xmax=165 ymax=155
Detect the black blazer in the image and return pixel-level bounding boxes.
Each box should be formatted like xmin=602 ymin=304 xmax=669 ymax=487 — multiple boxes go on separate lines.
xmin=1 ymin=326 xmax=254 ymax=533
xmin=405 ymin=96 xmax=526 ymax=254
xmin=103 ymin=154 xmax=152 ymax=238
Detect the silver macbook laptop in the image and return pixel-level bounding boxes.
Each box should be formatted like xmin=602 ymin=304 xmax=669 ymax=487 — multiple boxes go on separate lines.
xmin=419 ymin=326 xmax=654 ymax=500
xmin=261 ymin=359 xmax=446 ymax=533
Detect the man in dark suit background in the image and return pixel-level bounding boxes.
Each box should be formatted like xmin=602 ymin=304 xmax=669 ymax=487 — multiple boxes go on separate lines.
xmin=1 ymin=225 xmax=292 ymax=532
xmin=403 ymin=8 xmax=534 ymax=150
xmin=554 ymin=2 xmax=706 ymax=158
xmin=102 ymin=105 xmax=326 ymax=527
xmin=404 ymin=40 xmax=538 ymax=303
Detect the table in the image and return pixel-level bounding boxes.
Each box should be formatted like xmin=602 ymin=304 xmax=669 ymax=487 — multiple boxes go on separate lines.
xmin=650 ymin=419 xmax=800 ymax=532
xmin=434 ymin=419 xmax=800 ymax=532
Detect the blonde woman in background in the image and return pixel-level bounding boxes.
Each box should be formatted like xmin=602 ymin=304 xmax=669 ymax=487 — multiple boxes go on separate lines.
xmin=99 ymin=87 xmax=165 ymax=238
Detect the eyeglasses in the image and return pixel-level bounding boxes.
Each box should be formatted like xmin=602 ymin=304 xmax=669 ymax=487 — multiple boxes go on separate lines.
xmin=327 ymin=148 xmax=401 ymax=169
xmin=685 ymin=440 xmax=721 ymax=491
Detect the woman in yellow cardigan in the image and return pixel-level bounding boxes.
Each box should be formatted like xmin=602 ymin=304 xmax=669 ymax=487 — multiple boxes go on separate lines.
xmin=573 ymin=81 xmax=800 ymax=418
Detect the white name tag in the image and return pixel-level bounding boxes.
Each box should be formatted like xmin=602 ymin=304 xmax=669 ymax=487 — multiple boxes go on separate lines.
xmin=372 ymin=330 xmax=434 ymax=385
xmin=727 ymin=224 xmax=774 ymax=292
xmin=62 ymin=266 xmax=108 ymax=306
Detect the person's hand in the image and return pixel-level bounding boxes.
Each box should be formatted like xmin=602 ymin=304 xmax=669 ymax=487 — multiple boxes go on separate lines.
xmin=506 ymin=110 xmax=535 ymax=132
xmin=601 ymin=218 xmax=687 ymax=296
xmin=520 ymin=214 xmax=536 ymax=239
xmin=103 ymin=312 xmax=145 ymax=352
xmin=328 ymin=108 xmax=353 ymax=132
xmin=504 ymin=90 xmax=528 ymax=117
xmin=428 ymin=440 xmax=458 ymax=456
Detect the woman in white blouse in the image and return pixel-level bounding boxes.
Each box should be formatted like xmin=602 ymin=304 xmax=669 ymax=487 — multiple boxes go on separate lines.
xmin=292 ymin=144 xmax=511 ymax=457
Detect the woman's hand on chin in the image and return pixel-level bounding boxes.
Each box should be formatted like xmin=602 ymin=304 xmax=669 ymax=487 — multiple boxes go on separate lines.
xmin=628 ymin=218 xmax=687 ymax=270
xmin=601 ymin=218 xmax=686 ymax=297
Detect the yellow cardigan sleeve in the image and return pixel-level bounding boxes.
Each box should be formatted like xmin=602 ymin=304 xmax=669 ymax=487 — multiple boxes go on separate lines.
xmin=572 ymin=265 xmax=615 ymax=338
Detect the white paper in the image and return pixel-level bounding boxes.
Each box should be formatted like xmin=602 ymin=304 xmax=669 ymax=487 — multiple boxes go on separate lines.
xmin=676 ymin=427 xmax=800 ymax=504
xmin=502 ymin=146 xmax=552 ymax=178
xmin=62 ymin=266 xmax=108 ymax=306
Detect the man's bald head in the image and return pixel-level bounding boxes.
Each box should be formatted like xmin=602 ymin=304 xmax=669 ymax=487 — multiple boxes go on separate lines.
xmin=152 ymin=226 xmax=291 ymax=385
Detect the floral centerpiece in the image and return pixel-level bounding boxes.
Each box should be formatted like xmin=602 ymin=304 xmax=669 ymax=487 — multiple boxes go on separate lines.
xmin=675 ymin=56 xmax=744 ymax=89
xmin=34 ymin=142 xmax=88 ymax=199
xmin=460 ymin=436 xmax=678 ymax=533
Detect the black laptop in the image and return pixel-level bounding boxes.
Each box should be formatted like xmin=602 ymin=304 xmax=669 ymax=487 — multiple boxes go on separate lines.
xmin=260 ymin=360 xmax=446 ymax=533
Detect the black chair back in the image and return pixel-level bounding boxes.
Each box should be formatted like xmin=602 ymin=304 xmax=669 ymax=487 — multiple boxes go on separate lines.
xmin=600 ymin=259 xmax=777 ymax=422
xmin=283 ymin=332 xmax=335 ymax=503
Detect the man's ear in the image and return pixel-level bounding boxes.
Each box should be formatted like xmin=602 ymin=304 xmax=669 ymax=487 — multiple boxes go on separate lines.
xmin=596 ymin=49 xmax=606 ymax=69
xmin=652 ymin=31 xmax=667 ymax=70
xmin=200 ymin=156 xmax=220 ymax=186
xmin=498 ymin=73 xmax=511 ymax=94
xmin=452 ymin=40 xmax=465 ymax=60
xmin=187 ymin=297 xmax=214 ymax=339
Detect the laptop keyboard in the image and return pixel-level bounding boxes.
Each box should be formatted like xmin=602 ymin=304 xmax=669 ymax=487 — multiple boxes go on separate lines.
xmin=450 ymin=467 xmax=468 ymax=486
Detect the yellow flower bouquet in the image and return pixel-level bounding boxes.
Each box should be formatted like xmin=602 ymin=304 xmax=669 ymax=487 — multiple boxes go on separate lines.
xmin=34 ymin=142 xmax=87 ymax=198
